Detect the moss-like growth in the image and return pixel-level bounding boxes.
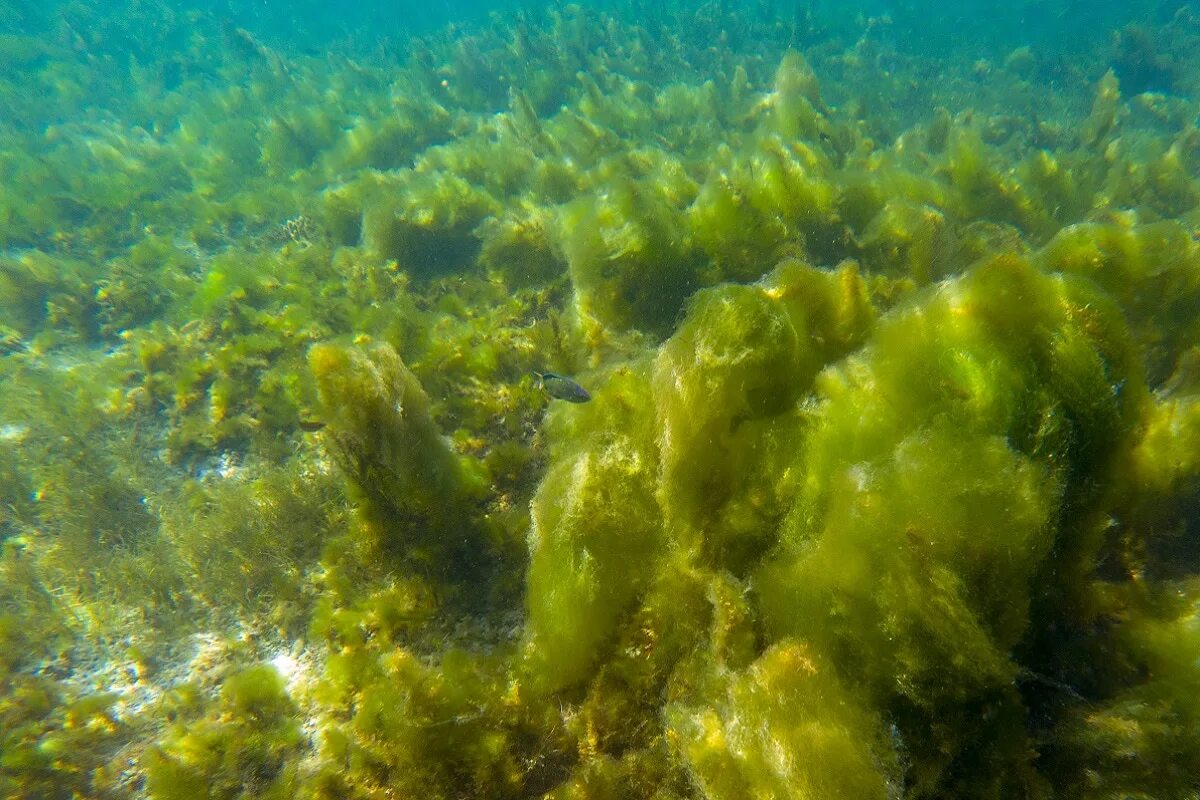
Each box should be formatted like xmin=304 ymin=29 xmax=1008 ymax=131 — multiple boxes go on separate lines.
xmin=561 ymin=173 xmax=702 ymax=337
xmin=754 ymin=255 xmax=1143 ymax=796
xmin=521 ymin=362 xmax=662 ymax=693
xmin=667 ymin=642 xmax=899 ymax=799
xmin=309 ymin=342 xmax=493 ymax=584
xmin=0 ymin=677 xmax=124 ymax=800
xmin=653 ymin=259 xmax=874 ymax=572
xmin=5 ymin=5 xmax=1200 ymax=799
xmin=161 ymin=459 xmax=340 ymax=629
xmin=1050 ymin=580 xmax=1200 ymax=798
xmin=0 ymin=251 xmax=99 ymax=346
xmin=144 ymin=664 xmax=303 ymax=800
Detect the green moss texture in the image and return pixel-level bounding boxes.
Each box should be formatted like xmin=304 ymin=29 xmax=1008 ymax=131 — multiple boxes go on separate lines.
xmin=3 ymin=3 xmax=1200 ymax=798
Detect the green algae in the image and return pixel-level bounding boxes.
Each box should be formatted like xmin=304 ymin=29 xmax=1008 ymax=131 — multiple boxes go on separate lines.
xmin=522 ymin=361 xmax=662 ymax=693
xmin=2 ymin=5 xmax=1200 ymax=799
xmin=667 ymin=641 xmax=900 ymax=799
xmin=752 ymin=256 xmax=1143 ymax=797
xmin=0 ymin=676 xmax=125 ymax=800
xmin=144 ymin=665 xmax=303 ymax=800
xmin=309 ymin=341 xmax=496 ymax=584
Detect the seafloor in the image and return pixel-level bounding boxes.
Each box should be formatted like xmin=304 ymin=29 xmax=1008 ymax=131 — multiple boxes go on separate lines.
xmin=2 ymin=2 xmax=1200 ymax=798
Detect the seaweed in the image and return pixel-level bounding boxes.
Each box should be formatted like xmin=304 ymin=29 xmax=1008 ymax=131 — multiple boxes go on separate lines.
xmin=1 ymin=5 xmax=1200 ymax=798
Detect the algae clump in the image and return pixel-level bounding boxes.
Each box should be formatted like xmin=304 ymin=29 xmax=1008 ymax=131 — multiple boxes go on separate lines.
xmin=309 ymin=341 xmax=493 ymax=585
xmin=753 ymin=255 xmax=1142 ymax=797
xmin=522 ymin=363 xmax=663 ymax=694
xmin=144 ymin=664 xmax=303 ymax=800
xmin=4 ymin=6 xmax=1200 ymax=800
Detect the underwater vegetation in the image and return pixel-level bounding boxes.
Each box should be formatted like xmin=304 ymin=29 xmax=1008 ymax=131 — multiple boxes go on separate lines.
xmin=4 ymin=2 xmax=1200 ymax=798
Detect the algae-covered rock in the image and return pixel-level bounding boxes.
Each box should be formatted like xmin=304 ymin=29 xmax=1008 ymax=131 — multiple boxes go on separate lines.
xmin=521 ymin=363 xmax=663 ymax=694
xmin=353 ymin=170 xmax=498 ymax=280
xmin=667 ymin=641 xmax=899 ymax=800
xmin=762 ymin=50 xmax=828 ymax=143
xmin=753 ymin=255 xmax=1144 ymax=796
xmin=477 ymin=207 xmax=567 ymax=288
xmin=560 ymin=174 xmax=702 ymax=337
xmin=1036 ymin=218 xmax=1200 ymax=385
xmin=687 ymin=134 xmax=839 ymax=278
xmin=309 ymin=342 xmax=490 ymax=579
xmin=144 ymin=664 xmax=303 ymax=800
xmin=653 ymin=259 xmax=874 ymax=572
xmin=1048 ymin=580 xmax=1200 ymax=799
xmin=856 ymin=199 xmax=951 ymax=283
xmin=653 ymin=282 xmax=808 ymax=565
xmin=6 ymin=5 xmax=1200 ymax=799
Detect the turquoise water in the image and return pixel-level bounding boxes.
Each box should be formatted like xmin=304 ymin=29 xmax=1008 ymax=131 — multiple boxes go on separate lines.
xmin=2 ymin=2 xmax=1200 ymax=798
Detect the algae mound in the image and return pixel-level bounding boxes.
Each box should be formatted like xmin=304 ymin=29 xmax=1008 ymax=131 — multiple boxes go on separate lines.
xmin=2 ymin=4 xmax=1200 ymax=799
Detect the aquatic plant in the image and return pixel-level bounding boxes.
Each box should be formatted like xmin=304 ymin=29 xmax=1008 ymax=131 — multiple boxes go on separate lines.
xmin=309 ymin=341 xmax=495 ymax=582
xmin=143 ymin=664 xmax=304 ymax=800
xmin=3 ymin=3 xmax=1200 ymax=798
xmin=0 ymin=676 xmax=125 ymax=800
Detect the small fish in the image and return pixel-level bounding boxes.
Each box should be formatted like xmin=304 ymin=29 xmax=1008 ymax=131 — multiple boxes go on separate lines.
xmin=534 ymin=371 xmax=591 ymax=403
xmin=297 ymin=417 xmax=326 ymax=432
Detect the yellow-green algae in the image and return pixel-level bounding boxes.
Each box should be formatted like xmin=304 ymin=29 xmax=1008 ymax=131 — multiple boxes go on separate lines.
xmin=3 ymin=4 xmax=1200 ymax=799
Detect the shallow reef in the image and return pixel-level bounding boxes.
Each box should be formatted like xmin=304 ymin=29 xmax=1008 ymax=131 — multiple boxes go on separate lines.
xmin=3 ymin=3 xmax=1200 ymax=799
